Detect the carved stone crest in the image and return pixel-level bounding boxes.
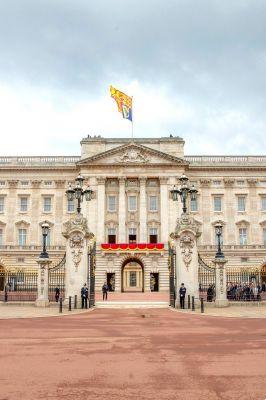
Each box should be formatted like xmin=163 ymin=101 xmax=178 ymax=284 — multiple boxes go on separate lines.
xmin=62 ymin=214 xmax=94 ymax=239
xmin=171 ymin=213 xmax=201 ymax=238
xmin=118 ymin=149 xmax=149 ymax=163
xmin=69 ymin=233 xmax=84 ymax=271
xmin=180 ymin=234 xmax=194 ymax=270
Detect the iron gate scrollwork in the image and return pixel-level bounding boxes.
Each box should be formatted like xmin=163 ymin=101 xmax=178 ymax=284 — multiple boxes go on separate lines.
xmin=168 ymin=242 xmax=176 ymax=307
xmin=88 ymin=241 xmax=96 ymax=307
xmin=198 ymin=253 xmax=216 ymax=293
xmin=48 ymin=253 xmax=66 ymax=301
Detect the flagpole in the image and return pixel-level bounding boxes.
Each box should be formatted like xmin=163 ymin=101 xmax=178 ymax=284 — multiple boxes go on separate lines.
xmin=131 ymin=96 xmax=134 ymax=139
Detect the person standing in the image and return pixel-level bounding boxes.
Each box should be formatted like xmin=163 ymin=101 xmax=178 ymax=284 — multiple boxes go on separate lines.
xmin=81 ymin=283 xmax=89 ymax=309
xmin=207 ymin=284 xmax=214 ymax=302
xmin=102 ymin=282 xmax=109 ymax=301
xmin=179 ymin=283 xmax=186 ymax=309
xmin=55 ymin=286 xmax=60 ymax=302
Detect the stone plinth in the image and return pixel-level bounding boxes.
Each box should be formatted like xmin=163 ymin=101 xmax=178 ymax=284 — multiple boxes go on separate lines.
xmin=36 ymin=257 xmax=52 ymax=307
xmin=213 ymin=257 xmax=229 ymax=308
xmin=170 ymin=213 xmax=201 ymax=307
xmin=62 ymin=213 xmax=94 ymax=302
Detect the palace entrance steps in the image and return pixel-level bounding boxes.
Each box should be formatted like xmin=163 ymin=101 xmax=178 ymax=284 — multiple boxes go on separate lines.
xmin=95 ymin=292 xmax=169 ymax=308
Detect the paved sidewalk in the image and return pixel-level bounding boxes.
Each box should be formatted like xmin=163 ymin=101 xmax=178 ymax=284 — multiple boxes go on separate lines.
xmin=174 ymin=304 xmax=266 ymax=318
xmin=0 ymin=304 xmax=92 ymax=319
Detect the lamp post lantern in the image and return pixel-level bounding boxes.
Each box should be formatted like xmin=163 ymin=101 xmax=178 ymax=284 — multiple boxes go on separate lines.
xmin=40 ymin=222 xmax=50 ymax=259
xmin=66 ymin=174 xmax=93 ymax=214
xmin=215 ymin=223 xmax=224 ymax=258
xmin=170 ymin=174 xmax=198 ymax=214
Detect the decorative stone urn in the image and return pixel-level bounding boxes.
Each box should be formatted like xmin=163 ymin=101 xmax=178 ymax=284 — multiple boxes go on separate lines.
xmin=170 ymin=213 xmax=201 ymax=307
xmin=62 ymin=213 xmax=94 ymax=302
xmin=212 ymin=257 xmax=229 ymax=308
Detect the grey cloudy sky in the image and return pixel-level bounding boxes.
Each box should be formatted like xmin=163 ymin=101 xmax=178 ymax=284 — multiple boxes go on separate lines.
xmin=0 ymin=0 xmax=266 ymax=155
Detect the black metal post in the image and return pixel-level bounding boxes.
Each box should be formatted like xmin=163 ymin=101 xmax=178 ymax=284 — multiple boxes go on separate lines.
xmin=59 ymin=297 xmax=63 ymax=313
xmin=188 ymin=295 xmax=190 ymax=309
xmin=68 ymin=296 xmax=72 ymax=311
xmin=74 ymin=294 xmax=77 ymax=309
xmin=77 ymin=197 xmax=81 ymax=214
xmin=192 ymin=296 xmax=195 ymax=311
xmin=200 ymin=298 xmax=204 ymax=313
xmin=4 ymin=288 xmax=8 ymax=302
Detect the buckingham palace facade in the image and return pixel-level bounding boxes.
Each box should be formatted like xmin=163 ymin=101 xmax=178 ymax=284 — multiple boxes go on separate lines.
xmin=0 ymin=136 xmax=266 ymax=293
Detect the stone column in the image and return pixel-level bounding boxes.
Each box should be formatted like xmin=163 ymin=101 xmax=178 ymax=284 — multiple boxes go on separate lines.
xmin=170 ymin=213 xmax=201 ymax=307
xmin=62 ymin=214 xmax=94 ymax=301
xmin=160 ymin=178 xmax=169 ymax=243
xmin=118 ymin=178 xmax=126 ymax=242
xmin=35 ymin=257 xmax=52 ymax=307
xmin=139 ymin=177 xmax=147 ymax=242
xmin=213 ymin=257 xmax=229 ymax=307
xmin=97 ymin=178 xmax=105 ymax=243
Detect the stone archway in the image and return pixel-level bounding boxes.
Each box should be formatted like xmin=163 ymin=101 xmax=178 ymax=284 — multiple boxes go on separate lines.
xmin=261 ymin=264 xmax=266 ymax=285
xmin=121 ymin=258 xmax=144 ymax=293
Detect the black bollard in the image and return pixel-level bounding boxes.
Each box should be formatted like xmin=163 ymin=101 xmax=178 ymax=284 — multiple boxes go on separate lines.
xmin=68 ymin=296 xmax=72 ymax=311
xmin=4 ymin=290 xmax=8 ymax=303
xmin=188 ymin=295 xmax=191 ymax=309
xmin=200 ymin=297 xmax=204 ymax=313
xmin=192 ymin=296 xmax=195 ymax=311
xmin=74 ymin=295 xmax=77 ymax=309
xmin=59 ymin=297 xmax=63 ymax=313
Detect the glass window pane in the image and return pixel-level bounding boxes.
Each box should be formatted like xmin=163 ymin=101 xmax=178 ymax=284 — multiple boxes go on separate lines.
xmin=20 ymin=197 xmax=28 ymax=211
xmin=0 ymin=197 xmax=4 ymax=212
xmin=238 ymin=197 xmax=246 ymax=211
xmin=190 ymin=197 xmax=198 ymax=211
xmin=44 ymin=197 xmax=51 ymax=212
xmin=263 ymin=228 xmax=266 ymax=245
xmin=149 ymin=196 xmax=157 ymax=211
xmin=108 ymin=228 xmax=116 ymax=235
xmin=239 ymin=228 xmax=247 ymax=245
xmin=214 ymin=196 xmax=222 ymax=212
xmin=19 ymin=229 xmax=27 ymax=246
xmin=0 ymin=228 xmax=3 ymax=245
xmin=67 ymin=199 xmax=75 ymax=212
xmin=130 ymin=271 xmax=137 ymax=286
xmin=129 ymin=228 xmax=136 ymax=235
xmin=108 ymin=196 xmax=116 ymax=211
xmin=261 ymin=197 xmax=266 ymax=211
xmin=128 ymin=196 xmax=137 ymax=211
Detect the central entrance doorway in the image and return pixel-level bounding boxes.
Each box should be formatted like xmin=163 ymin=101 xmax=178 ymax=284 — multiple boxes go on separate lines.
xmin=122 ymin=259 xmax=144 ymax=292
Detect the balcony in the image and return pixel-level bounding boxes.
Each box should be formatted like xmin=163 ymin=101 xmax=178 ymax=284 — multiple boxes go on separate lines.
xmin=101 ymin=243 xmax=164 ymax=251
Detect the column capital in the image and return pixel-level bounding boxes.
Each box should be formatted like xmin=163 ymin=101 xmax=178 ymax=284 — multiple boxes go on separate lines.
xmin=139 ymin=176 xmax=147 ymax=184
xmin=118 ymin=177 xmax=126 ymax=185
xmin=159 ymin=177 xmax=168 ymax=185
xmin=97 ymin=177 xmax=106 ymax=185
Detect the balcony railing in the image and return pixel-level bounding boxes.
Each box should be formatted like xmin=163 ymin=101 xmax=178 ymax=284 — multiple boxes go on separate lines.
xmin=198 ymin=244 xmax=266 ymax=251
xmin=0 ymin=245 xmax=65 ymax=251
xmin=0 ymin=156 xmax=80 ymax=166
xmin=185 ymin=155 xmax=266 ymax=165
xmin=101 ymin=243 xmax=165 ymax=251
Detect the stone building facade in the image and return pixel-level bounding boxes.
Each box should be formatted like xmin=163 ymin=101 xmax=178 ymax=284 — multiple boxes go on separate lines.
xmin=0 ymin=136 xmax=266 ymax=292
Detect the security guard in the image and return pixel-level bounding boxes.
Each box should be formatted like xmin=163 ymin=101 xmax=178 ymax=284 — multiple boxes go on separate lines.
xmin=81 ymin=283 xmax=89 ymax=309
xmin=179 ymin=283 xmax=186 ymax=309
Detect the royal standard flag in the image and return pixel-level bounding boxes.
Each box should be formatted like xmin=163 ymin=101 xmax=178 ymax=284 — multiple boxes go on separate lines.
xmin=110 ymin=86 xmax=132 ymax=121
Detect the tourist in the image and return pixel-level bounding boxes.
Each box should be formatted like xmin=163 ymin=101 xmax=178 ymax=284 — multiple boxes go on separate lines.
xmin=102 ymin=282 xmax=109 ymax=301
xmin=55 ymin=286 xmax=60 ymax=302
xmin=179 ymin=283 xmax=186 ymax=309
xmin=81 ymin=283 xmax=88 ymax=309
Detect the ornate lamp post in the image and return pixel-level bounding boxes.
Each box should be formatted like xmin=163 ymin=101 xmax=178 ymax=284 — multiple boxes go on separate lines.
xmin=66 ymin=174 xmax=93 ymax=214
xmin=170 ymin=174 xmax=198 ymax=214
xmin=40 ymin=222 xmax=50 ymax=259
xmin=215 ymin=223 xmax=224 ymax=258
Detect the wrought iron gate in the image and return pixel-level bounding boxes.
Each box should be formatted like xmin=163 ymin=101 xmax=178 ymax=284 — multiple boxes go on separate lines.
xmin=88 ymin=241 xmax=96 ymax=307
xmin=168 ymin=242 xmax=176 ymax=307
xmin=198 ymin=254 xmax=216 ymax=293
xmin=48 ymin=253 xmax=66 ymax=301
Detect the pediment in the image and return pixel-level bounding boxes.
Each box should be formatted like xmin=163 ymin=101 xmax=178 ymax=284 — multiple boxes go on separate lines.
xmin=78 ymin=143 xmax=187 ymax=166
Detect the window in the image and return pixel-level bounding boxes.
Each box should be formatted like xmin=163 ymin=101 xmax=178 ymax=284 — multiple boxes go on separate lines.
xmin=21 ymin=181 xmax=29 ymax=186
xmin=18 ymin=229 xmax=27 ymax=246
xmin=108 ymin=228 xmax=116 ymax=244
xmin=20 ymin=197 xmax=28 ymax=212
xmin=237 ymin=196 xmax=246 ymax=212
xmin=236 ymin=180 xmax=245 ymax=186
xmin=214 ymin=196 xmax=222 ymax=212
xmin=44 ymin=181 xmax=52 ymax=186
xmin=17 ymin=257 xmax=25 ymax=263
xmin=108 ymin=196 xmax=116 ymax=212
xmin=0 ymin=181 xmax=5 ymax=186
xmin=149 ymin=196 xmax=158 ymax=211
xmin=263 ymin=228 xmax=266 ymax=245
xmin=128 ymin=196 xmax=137 ymax=212
xmin=190 ymin=197 xmax=198 ymax=212
xmin=129 ymin=271 xmax=137 ymax=286
xmin=128 ymin=228 xmax=137 ymax=243
xmin=213 ymin=180 xmax=221 ymax=186
xmin=0 ymin=197 xmax=4 ymax=212
xmin=43 ymin=197 xmax=52 ymax=212
xmin=241 ymin=257 xmax=248 ymax=263
xmin=67 ymin=199 xmax=75 ymax=212
xmin=261 ymin=197 xmax=266 ymax=211
xmin=46 ymin=230 xmax=51 ymax=246
xmin=239 ymin=228 xmax=247 ymax=245
xmin=149 ymin=228 xmax=158 ymax=243
xmin=0 ymin=228 xmax=3 ymax=246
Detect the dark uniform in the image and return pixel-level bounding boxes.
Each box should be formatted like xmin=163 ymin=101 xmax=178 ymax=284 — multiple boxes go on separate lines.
xmin=81 ymin=284 xmax=89 ymax=308
xmin=102 ymin=283 xmax=109 ymax=300
xmin=55 ymin=287 xmax=60 ymax=302
xmin=179 ymin=284 xmax=186 ymax=309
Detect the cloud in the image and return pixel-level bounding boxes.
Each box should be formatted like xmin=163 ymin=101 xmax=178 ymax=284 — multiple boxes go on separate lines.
xmin=0 ymin=0 xmax=265 ymax=154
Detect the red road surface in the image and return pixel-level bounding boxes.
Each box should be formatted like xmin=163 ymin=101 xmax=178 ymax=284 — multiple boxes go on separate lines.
xmin=1 ymin=309 xmax=266 ymax=400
